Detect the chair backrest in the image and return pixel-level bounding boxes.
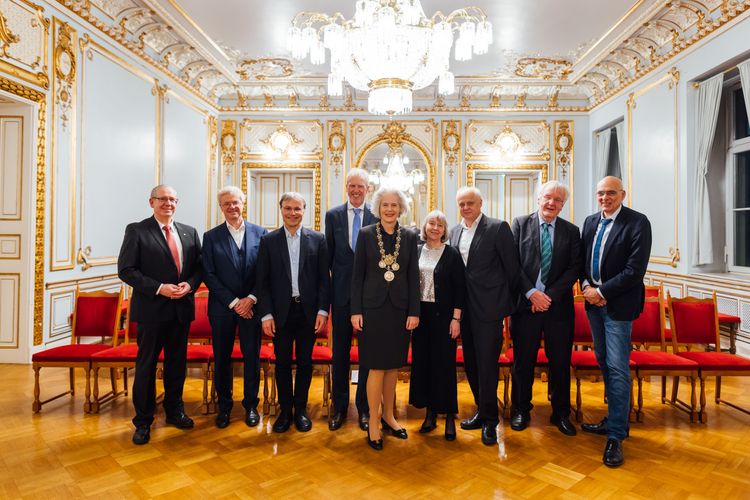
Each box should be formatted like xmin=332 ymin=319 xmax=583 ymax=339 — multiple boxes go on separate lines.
xmin=573 ymin=296 xmax=593 ymax=345
xmin=188 ymin=290 xmax=212 ymax=341
xmin=667 ymin=292 xmax=721 ymax=349
xmin=71 ymin=286 xmax=124 ymax=344
xmin=644 ymin=284 xmax=662 ymax=298
xmin=631 ymin=296 xmax=666 ymax=348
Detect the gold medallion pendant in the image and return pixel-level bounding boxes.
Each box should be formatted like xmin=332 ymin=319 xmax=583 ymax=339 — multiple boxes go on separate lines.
xmin=378 ymin=260 xmax=386 ymax=269
xmin=375 ymin=223 xmax=402 ymax=284
xmin=384 ymin=270 xmax=395 ymax=282
xmin=391 ymin=262 xmax=400 ymax=271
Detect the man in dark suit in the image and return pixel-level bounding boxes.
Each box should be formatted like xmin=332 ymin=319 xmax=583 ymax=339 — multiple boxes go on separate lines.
xmin=118 ymin=185 xmax=202 ymax=445
xmin=202 ymin=186 xmax=267 ymax=429
xmin=509 ymin=181 xmax=582 ymax=436
xmin=580 ymin=176 xmax=652 ymax=468
xmin=256 ymin=192 xmax=331 ymax=433
xmin=324 ymin=168 xmax=378 ymax=432
xmin=449 ymin=186 xmax=520 ymax=446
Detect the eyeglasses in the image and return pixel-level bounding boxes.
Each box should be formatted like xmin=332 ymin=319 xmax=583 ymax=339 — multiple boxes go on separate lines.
xmin=596 ymin=190 xmax=622 ymax=198
xmin=152 ymin=196 xmax=179 ymax=204
xmin=220 ymin=201 xmax=242 ymax=208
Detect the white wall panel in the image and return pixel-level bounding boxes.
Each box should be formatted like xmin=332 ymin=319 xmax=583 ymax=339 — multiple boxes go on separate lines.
xmin=0 ymin=273 xmax=20 ymax=348
xmin=162 ymin=93 xmax=208 ymax=235
xmin=0 ymin=116 xmax=23 ymax=220
xmin=80 ymin=45 xmax=156 ymax=263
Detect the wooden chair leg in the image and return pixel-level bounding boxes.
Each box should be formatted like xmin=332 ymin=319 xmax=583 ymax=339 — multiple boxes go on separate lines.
xmin=715 ymin=376 xmax=722 ymax=404
xmin=670 ymin=376 xmax=680 ymax=404
xmin=575 ymin=376 xmax=582 ymax=422
xmin=32 ymin=366 xmax=42 ymax=413
xmin=661 ymin=375 xmax=667 ymax=403
xmin=699 ymin=376 xmax=707 ymax=424
xmin=123 ymin=367 xmax=129 ymax=396
xmin=689 ymin=376 xmax=696 ymax=423
xmin=69 ymin=367 xmax=75 ymax=395
xmin=109 ymin=367 xmax=117 ymax=396
xmin=269 ymin=367 xmax=278 ymax=416
xmin=92 ymin=367 xmax=101 ymax=414
xmin=503 ymin=371 xmax=511 ymax=419
xmin=637 ymin=376 xmax=644 ymax=422
xmin=83 ymin=366 xmax=92 ymax=414
xmin=262 ymin=363 xmax=270 ymax=414
xmin=201 ymin=363 xmax=209 ymax=415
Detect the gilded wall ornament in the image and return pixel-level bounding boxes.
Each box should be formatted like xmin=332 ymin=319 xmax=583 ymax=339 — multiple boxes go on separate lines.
xmin=327 ymin=120 xmax=346 ymax=177
xmin=378 ymin=121 xmax=411 ymax=149
xmin=53 ymin=21 xmax=76 ymax=129
xmin=553 ymin=121 xmax=574 ymax=180
xmin=515 ymin=57 xmax=572 ymax=80
xmin=220 ymin=120 xmax=237 ymax=175
xmin=236 ymin=58 xmax=293 ymax=80
xmin=486 ymin=126 xmax=528 ymax=157
xmin=261 ymin=124 xmax=303 ymax=159
xmin=0 ymin=13 xmax=20 ymax=56
xmin=441 ymin=121 xmax=461 ymax=177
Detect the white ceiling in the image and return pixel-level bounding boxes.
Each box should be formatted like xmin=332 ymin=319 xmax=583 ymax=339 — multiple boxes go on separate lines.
xmin=167 ymin=0 xmax=643 ymax=78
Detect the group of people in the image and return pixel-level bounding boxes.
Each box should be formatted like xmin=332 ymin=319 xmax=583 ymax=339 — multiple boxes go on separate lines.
xmin=117 ymin=170 xmax=651 ymax=469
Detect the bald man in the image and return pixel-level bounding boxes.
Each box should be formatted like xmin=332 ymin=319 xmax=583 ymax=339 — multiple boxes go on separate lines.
xmin=579 ymin=176 xmax=651 ymax=468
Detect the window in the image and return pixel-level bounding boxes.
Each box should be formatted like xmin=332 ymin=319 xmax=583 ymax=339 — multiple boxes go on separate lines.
xmin=727 ymin=84 xmax=750 ymax=272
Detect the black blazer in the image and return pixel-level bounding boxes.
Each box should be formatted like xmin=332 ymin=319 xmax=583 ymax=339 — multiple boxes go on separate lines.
xmin=448 ymin=214 xmax=520 ymax=323
xmin=325 ymin=202 xmax=378 ymax=308
xmin=511 ymin=212 xmax=583 ymax=318
xmin=580 ymin=205 xmax=652 ymax=321
xmin=202 ymin=221 xmax=268 ymax=317
xmin=417 ymin=243 xmax=466 ymax=319
xmin=117 ymin=216 xmax=202 ymax=324
xmin=256 ymin=226 xmax=331 ymax=328
xmin=350 ymin=224 xmax=420 ymax=316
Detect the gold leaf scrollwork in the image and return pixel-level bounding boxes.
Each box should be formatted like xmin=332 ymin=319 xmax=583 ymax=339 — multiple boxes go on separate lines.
xmin=220 ymin=120 xmax=237 ymax=177
xmin=378 ymin=121 xmax=411 ymax=149
xmin=76 ymin=246 xmax=93 ymax=271
xmin=0 ymin=13 xmax=20 ymax=57
xmin=54 ymin=21 xmax=77 ymax=130
xmin=442 ymin=121 xmax=461 ymax=177
xmin=554 ymin=121 xmax=574 ymax=180
xmin=327 ymin=120 xmax=346 ymax=177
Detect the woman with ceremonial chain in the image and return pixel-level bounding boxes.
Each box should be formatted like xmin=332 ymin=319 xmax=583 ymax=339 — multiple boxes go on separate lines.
xmin=351 ymin=187 xmax=420 ymax=451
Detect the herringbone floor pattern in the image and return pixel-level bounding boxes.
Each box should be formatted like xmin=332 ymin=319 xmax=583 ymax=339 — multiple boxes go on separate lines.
xmin=2 ymin=364 xmax=749 ymax=499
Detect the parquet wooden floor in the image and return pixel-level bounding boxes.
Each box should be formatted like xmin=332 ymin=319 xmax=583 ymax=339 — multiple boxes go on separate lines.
xmin=2 ymin=364 xmax=749 ymax=499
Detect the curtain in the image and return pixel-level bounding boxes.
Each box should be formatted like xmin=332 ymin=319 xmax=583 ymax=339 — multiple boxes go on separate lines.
xmin=594 ymin=129 xmax=611 ymax=185
xmin=739 ymin=58 xmax=750 ymax=120
xmin=693 ymin=73 xmax=724 ymax=265
xmin=614 ymin=121 xmax=626 ymax=179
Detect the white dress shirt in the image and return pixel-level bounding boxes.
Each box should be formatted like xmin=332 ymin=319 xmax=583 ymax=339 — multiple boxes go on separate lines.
xmin=457 ymin=213 xmax=483 ymax=266
xmin=225 ymin=220 xmax=258 ymax=311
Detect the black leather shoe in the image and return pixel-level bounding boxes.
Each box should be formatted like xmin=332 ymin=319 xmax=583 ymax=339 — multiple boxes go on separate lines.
xmin=328 ymin=411 xmax=346 ymax=431
xmin=272 ymin=410 xmax=293 ymax=433
xmin=510 ymin=411 xmax=530 ymax=431
xmin=358 ymin=412 xmax=370 ymax=431
xmin=460 ymin=411 xmax=482 ymax=430
xmin=481 ymin=422 xmax=497 ymax=446
xmin=165 ymin=411 xmax=194 ymax=429
xmin=132 ymin=425 xmax=150 ymax=445
xmin=295 ymin=410 xmax=312 ymax=432
xmin=381 ymin=419 xmax=408 ymax=439
xmin=603 ymin=438 xmax=624 ymax=467
xmin=551 ymin=415 xmax=577 ymax=436
xmin=419 ymin=410 xmax=437 ymax=433
xmin=582 ymin=417 xmax=629 ymax=437
xmin=445 ymin=414 xmax=456 ymax=441
xmin=215 ymin=411 xmax=230 ymax=429
xmin=366 ymin=435 xmax=383 ymax=451
xmin=245 ymin=407 xmax=260 ymax=427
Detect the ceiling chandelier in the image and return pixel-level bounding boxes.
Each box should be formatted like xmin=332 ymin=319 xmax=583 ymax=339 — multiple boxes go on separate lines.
xmin=287 ymin=0 xmax=493 ymax=115
xmin=369 ymin=146 xmax=425 ymax=195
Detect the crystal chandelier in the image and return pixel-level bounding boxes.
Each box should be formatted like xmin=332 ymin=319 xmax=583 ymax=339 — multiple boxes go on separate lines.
xmin=369 ymin=147 xmax=425 ymax=195
xmin=287 ymin=0 xmax=492 ymax=115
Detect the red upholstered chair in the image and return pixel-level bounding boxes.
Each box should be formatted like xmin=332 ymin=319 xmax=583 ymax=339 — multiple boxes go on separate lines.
xmin=668 ymin=292 xmax=750 ymax=423
xmin=570 ymin=296 xmax=636 ymax=422
xmin=32 ymin=287 xmax=124 ymax=413
xmin=629 ymin=295 xmax=698 ymax=422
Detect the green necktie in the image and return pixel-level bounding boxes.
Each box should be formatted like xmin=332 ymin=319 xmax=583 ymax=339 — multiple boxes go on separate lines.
xmin=540 ymin=223 xmax=552 ymax=285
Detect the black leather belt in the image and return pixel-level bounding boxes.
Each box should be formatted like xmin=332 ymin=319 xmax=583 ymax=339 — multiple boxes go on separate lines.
xmin=292 ymin=296 xmax=302 ymax=303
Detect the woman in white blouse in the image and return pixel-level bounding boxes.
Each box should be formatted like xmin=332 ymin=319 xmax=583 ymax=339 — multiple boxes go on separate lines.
xmin=409 ymin=210 xmax=466 ymax=440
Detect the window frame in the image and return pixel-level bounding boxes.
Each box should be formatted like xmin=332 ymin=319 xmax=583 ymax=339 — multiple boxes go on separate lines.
xmin=725 ymin=82 xmax=750 ymax=273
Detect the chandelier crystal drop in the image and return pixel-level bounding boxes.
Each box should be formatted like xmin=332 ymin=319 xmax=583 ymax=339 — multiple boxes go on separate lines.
xmin=287 ymin=0 xmax=492 ymax=115
xmin=369 ymin=147 xmax=425 ymax=195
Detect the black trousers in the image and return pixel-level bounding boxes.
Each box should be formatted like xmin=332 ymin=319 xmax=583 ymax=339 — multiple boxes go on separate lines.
xmin=132 ymin=320 xmax=189 ymax=427
xmin=209 ymin=313 xmax=262 ymax=413
xmin=273 ymin=300 xmax=316 ymax=412
xmin=409 ymin=302 xmax=458 ymax=414
xmin=462 ymin=313 xmax=503 ymax=425
xmin=331 ymin=304 xmax=369 ymax=414
xmin=510 ymin=309 xmax=574 ymax=418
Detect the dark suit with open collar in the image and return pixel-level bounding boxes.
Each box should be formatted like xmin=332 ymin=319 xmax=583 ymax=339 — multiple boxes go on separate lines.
xmin=202 ymin=221 xmax=267 ymax=415
xmin=449 ymin=214 xmax=520 ymax=426
xmin=118 ymin=216 xmax=202 ymax=427
xmin=325 ymin=202 xmax=377 ymax=416
xmin=256 ymin=226 xmax=330 ymax=413
xmin=510 ymin=211 xmax=582 ymax=419
xmin=579 ymin=204 xmax=651 ymax=442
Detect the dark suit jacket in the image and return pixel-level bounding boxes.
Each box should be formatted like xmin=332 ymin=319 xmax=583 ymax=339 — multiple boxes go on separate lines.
xmin=202 ymin=221 xmax=268 ymax=317
xmin=417 ymin=243 xmax=466 ymax=319
xmin=580 ymin=205 xmax=652 ymax=321
xmin=448 ymin=214 xmax=520 ymax=323
xmin=118 ymin=216 xmax=202 ymax=324
xmin=256 ymin=226 xmax=331 ymax=328
xmin=325 ymin=202 xmax=378 ymax=308
xmin=511 ymin=212 xmax=582 ymax=318
xmin=350 ymin=224 xmax=420 ymax=316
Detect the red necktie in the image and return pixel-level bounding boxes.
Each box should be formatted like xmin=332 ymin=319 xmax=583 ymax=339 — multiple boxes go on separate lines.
xmin=163 ymin=225 xmax=181 ymax=276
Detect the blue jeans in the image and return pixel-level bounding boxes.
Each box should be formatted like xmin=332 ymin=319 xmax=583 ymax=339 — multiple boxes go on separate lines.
xmin=586 ymin=306 xmax=632 ymax=441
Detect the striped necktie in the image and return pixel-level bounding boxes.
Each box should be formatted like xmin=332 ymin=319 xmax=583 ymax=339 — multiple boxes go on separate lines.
xmin=540 ymin=223 xmax=552 ymax=285
xmin=592 ymin=218 xmax=613 ymax=282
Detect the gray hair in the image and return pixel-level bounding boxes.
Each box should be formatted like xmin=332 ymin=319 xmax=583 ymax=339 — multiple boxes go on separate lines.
xmin=537 ymin=180 xmax=569 ymax=203
xmin=217 ymin=185 xmax=246 ymax=204
xmin=150 ymin=184 xmax=176 ymax=198
xmin=420 ymin=210 xmax=449 ymax=243
xmin=456 ymin=186 xmax=483 ymax=201
xmin=371 ymin=187 xmax=409 ymax=218
xmin=346 ymin=168 xmax=369 ymax=185
xmin=279 ymin=191 xmax=306 ymax=209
